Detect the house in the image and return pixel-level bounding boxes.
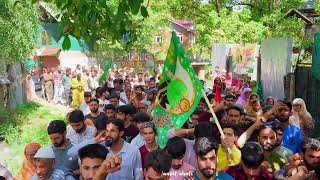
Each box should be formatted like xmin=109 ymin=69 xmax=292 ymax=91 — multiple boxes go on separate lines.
xmin=118 ymin=20 xmax=208 ymax=76
xmin=35 ymin=3 xmax=94 ymax=70
xmin=284 ymin=0 xmax=320 ymax=53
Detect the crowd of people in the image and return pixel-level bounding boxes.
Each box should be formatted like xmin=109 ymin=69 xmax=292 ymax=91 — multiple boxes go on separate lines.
xmin=2 ymin=64 xmax=319 ymax=180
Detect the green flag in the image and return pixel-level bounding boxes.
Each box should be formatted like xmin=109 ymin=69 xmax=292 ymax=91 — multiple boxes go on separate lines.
xmin=313 ymin=33 xmax=320 ymax=80
xmin=99 ymin=59 xmax=112 ymax=85
xmin=152 ymin=31 xmax=202 ymax=148
xmin=256 ymin=79 xmax=264 ymax=100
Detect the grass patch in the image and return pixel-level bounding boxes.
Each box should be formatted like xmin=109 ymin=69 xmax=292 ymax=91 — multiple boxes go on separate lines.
xmin=0 ymin=102 xmax=69 ymax=176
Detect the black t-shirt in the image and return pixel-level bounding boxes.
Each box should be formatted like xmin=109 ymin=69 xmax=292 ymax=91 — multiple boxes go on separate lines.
xmin=85 ymin=112 xmax=108 ymax=131
xmin=123 ymin=124 xmax=139 ymax=143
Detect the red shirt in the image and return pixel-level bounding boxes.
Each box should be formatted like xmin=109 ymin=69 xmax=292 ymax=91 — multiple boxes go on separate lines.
xmin=224 ymin=165 xmax=274 ymax=180
xmin=139 ymin=145 xmax=160 ymax=168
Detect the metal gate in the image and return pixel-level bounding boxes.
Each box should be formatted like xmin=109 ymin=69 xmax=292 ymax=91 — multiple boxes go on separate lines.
xmin=295 ymin=63 xmax=320 ymax=138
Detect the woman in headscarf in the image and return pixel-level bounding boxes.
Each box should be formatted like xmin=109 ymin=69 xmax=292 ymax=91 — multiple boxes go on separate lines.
xmin=265 ymin=96 xmax=275 ymax=106
xmin=25 ymin=75 xmax=38 ymax=102
xmin=289 ymin=98 xmax=314 ymax=136
xmin=244 ymin=93 xmax=263 ymax=122
xmin=232 ymin=79 xmax=246 ymax=96
xmin=235 ymin=87 xmax=252 ymax=106
xmin=18 ymin=143 xmax=41 ymax=180
xmin=249 ymin=80 xmax=257 ymax=94
xmin=212 ymin=76 xmax=225 ymax=104
xmin=244 ymin=93 xmax=258 ymax=112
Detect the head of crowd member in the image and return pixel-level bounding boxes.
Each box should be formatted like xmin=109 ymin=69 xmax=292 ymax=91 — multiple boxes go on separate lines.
xmin=104 ymin=118 xmax=125 ymax=147
xmin=137 ymin=101 xmax=149 ymax=112
xmin=47 ymin=120 xmax=67 ymax=148
xmin=148 ymin=78 xmax=156 ymax=89
xmin=262 ymin=105 xmax=273 ymax=114
xmin=221 ymin=124 xmax=236 ymax=147
xmin=24 ymin=143 xmax=42 ymax=165
xmin=269 ymin=120 xmax=283 ymax=146
xmin=77 ymin=73 xmax=82 ymax=81
xmin=104 ymin=104 xmax=116 ymax=118
xmin=207 ymin=94 xmax=215 ymax=104
xmin=224 ymin=94 xmax=236 ymax=107
xmin=252 ymin=101 xmax=262 ymax=112
xmin=97 ymin=87 xmax=109 ymax=100
xmin=190 ymin=109 xmax=202 ymax=127
xmin=193 ymin=137 xmax=219 ymax=179
xmin=258 ymin=124 xmax=277 ymax=152
xmin=144 ymin=90 xmax=155 ymax=103
xmin=68 ymin=109 xmax=86 ymax=134
xmin=84 ymin=92 xmax=92 ymax=104
xmin=194 ymin=122 xmax=215 ymax=139
xmin=248 ymin=93 xmax=259 ymax=105
xmin=275 ymin=101 xmax=292 ymax=123
xmin=19 ymin=143 xmax=41 ymax=179
xmin=166 ymin=136 xmax=186 ymax=170
xmin=144 ymin=150 xmax=172 ymax=180
xmin=90 ymin=69 xmax=97 ymax=77
xmin=88 ymin=99 xmax=100 ymax=114
xmin=109 ymin=94 xmax=121 ymax=107
xmin=33 ymin=147 xmax=56 ymax=180
xmin=116 ymin=105 xmax=136 ymax=123
xmin=137 ymin=73 xmax=144 ymax=82
xmin=82 ymin=65 xmax=86 ymax=73
xmin=65 ymin=68 xmax=71 ymax=75
xmin=113 ymin=79 xmax=122 ymax=91
xmin=302 ymin=138 xmax=320 ymax=174
xmin=225 ymin=105 xmax=243 ymax=124
xmin=124 ymin=79 xmax=132 ymax=91
xmin=265 ymin=96 xmax=275 ymax=106
xmin=240 ymin=142 xmax=265 ymax=179
xmin=134 ymin=85 xmax=144 ymax=96
xmin=249 ymin=80 xmax=257 ymax=89
xmin=79 ymin=144 xmax=108 ymax=180
xmin=197 ymin=98 xmax=207 ymax=111
xmin=142 ymin=122 xmax=157 ymax=145
xmin=132 ymin=112 xmax=151 ymax=134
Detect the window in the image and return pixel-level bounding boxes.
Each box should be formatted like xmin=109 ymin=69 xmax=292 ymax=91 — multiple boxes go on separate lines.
xmin=140 ymin=49 xmax=147 ymax=61
xmin=178 ymin=34 xmax=183 ymax=43
xmin=154 ymin=35 xmax=162 ymax=43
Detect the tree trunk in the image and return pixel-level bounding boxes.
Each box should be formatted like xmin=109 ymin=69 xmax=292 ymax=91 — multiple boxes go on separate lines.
xmin=214 ymin=0 xmax=220 ymax=16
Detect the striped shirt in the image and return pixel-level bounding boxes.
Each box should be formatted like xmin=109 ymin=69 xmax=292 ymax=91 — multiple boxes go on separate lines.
xmin=53 ymin=72 xmax=63 ymax=88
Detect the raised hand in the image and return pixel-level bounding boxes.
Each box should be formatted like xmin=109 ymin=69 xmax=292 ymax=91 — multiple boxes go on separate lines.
xmin=93 ymin=155 xmax=122 ymax=180
xmin=95 ymin=130 xmax=107 ymax=143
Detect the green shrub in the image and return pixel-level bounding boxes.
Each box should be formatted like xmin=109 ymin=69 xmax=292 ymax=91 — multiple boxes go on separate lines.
xmin=0 ymin=102 xmax=69 ymax=175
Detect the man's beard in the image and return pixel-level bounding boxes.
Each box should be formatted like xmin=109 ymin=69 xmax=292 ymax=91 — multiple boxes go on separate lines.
xmin=200 ymin=168 xmax=216 ymax=179
xmin=172 ymin=164 xmax=182 ymax=170
xmin=277 ymin=117 xmax=289 ymax=123
xmin=90 ymin=109 xmax=98 ymax=113
xmin=304 ymin=158 xmax=320 ymax=172
xmin=81 ymin=176 xmax=92 ymax=180
xmin=105 ymin=136 xmax=119 ymax=147
xmin=75 ymin=125 xmax=86 ymax=133
xmin=262 ymin=143 xmax=276 ymax=152
xmin=53 ymin=139 xmax=65 ymax=147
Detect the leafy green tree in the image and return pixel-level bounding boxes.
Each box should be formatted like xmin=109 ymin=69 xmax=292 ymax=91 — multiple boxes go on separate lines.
xmin=38 ymin=0 xmax=150 ymax=50
xmin=167 ymin=0 xmax=306 ymax=58
xmin=0 ymin=0 xmax=38 ymax=68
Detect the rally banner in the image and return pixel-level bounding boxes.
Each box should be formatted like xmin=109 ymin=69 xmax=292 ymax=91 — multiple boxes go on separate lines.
xmin=152 ymin=31 xmax=202 ymax=148
xmin=98 ymin=59 xmax=112 ymax=85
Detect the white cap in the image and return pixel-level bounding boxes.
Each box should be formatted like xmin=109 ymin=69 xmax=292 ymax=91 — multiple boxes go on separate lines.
xmin=34 ymin=147 xmax=55 ymax=159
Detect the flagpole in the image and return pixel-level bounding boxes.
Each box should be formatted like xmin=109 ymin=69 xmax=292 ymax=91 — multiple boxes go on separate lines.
xmin=201 ymin=89 xmax=233 ymax=163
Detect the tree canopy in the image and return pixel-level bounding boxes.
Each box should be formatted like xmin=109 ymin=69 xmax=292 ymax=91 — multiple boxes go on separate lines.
xmin=167 ymin=0 xmax=306 ymax=59
xmin=0 ymin=0 xmax=38 ymax=67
